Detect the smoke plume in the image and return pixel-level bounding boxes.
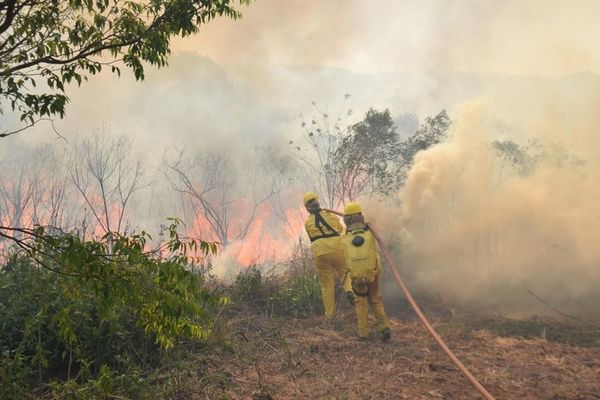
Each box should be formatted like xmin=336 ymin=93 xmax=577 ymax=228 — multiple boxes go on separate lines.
xmin=370 ymin=98 xmax=600 ymax=319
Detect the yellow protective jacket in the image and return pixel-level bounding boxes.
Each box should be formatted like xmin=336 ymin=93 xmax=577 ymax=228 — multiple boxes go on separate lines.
xmin=304 ymin=210 xmax=345 ymax=256
xmin=342 ymin=226 xmax=381 ymax=283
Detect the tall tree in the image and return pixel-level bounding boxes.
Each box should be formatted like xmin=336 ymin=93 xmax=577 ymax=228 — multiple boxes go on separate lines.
xmin=293 ymin=96 xmax=354 ymax=209
xmin=333 ymin=108 xmax=400 ymax=199
xmin=394 ymin=109 xmax=451 ymax=183
xmin=0 ymin=0 xmax=250 ymax=137
xmin=294 ymin=101 xmax=453 ymax=207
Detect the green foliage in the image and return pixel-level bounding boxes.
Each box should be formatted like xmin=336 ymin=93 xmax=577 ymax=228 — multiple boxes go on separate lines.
xmin=333 ymin=108 xmax=400 ymax=198
xmin=228 ymin=265 xmax=323 ymax=318
xmin=492 ymin=139 xmax=586 ymax=176
xmin=0 ymin=0 xmax=251 ymax=133
xmin=295 ymin=102 xmax=452 ymax=206
xmin=268 ymin=271 xmax=323 ymax=318
xmin=229 ymin=267 xmax=269 ymax=311
xmin=48 ymin=365 xmax=152 ymax=400
xmin=395 ymin=110 xmax=451 ymax=180
xmin=0 ymin=218 xmax=225 ymax=398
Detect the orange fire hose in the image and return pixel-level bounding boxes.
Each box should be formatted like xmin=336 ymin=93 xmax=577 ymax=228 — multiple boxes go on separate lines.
xmin=324 ymin=208 xmax=496 ymax=400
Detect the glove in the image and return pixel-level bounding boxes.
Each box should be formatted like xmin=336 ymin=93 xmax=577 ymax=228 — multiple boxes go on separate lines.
xmin=345 ymin=291 xmax=355 ymax=306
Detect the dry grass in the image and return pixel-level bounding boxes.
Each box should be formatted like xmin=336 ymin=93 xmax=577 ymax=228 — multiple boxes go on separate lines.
xmin=173 ymin=309 xmax=600 ymax=400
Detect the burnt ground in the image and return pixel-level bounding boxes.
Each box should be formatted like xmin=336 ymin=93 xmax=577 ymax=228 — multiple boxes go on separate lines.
xmin=178 ymin=308 xmax=600 ymax=400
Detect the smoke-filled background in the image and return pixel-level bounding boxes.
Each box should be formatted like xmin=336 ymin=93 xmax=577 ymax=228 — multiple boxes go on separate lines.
xmin=369 ymin=97 xmax=600 ymax=319
xmin=3 ymin=0 xmax=600 ymax=317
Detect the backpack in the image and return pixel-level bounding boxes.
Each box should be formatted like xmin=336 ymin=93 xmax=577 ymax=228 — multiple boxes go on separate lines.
xmin=344 ymin=227 xmax=377 ymax=283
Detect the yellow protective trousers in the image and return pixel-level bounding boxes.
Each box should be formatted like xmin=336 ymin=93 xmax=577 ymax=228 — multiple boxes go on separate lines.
xmin=314 ymin=249 xmax=352 ymax=319
xmin=354 ymin=271 xmax=390 ymax=338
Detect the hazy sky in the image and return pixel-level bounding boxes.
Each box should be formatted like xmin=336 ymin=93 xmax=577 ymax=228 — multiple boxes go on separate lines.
xmin=179 ymin=0 xmax=600 ymax=76
xmin=3 ymin=0 xmax=600 ymax=149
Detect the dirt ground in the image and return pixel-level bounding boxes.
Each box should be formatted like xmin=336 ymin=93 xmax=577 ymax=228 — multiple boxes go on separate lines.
xmin=182 ymin=308 xmax=600 ymax=400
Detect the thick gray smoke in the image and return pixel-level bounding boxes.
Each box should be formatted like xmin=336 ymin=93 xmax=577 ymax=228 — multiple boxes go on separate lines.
xmin=369 ymin=97 xmax=600 ymax=319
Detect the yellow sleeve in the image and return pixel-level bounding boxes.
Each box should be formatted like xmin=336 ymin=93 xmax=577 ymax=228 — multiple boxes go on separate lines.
xmin=304 ymin=215 xmax=314 ymax=239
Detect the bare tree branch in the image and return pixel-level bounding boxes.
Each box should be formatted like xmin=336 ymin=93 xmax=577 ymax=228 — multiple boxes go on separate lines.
xmin=69 ymin=135 xmax=146 ymax=236
xmin=162 ymin=149 xmax=281 ymax=250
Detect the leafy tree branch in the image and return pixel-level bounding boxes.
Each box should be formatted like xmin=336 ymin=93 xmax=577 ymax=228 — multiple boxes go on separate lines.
xmin=0 ymin=0 xmax=251 ymax=135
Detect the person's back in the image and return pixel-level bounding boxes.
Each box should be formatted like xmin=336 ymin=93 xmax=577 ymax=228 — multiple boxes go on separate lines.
xmin=302 ymin=192 xmax=353 ymax=319
xmin=344 ymin=224 xmax=379 ymax=286
xmin=342 ymin=202 xmax=391 ymax=341
xmin=304 ymin=209 xmax=346 ymax=255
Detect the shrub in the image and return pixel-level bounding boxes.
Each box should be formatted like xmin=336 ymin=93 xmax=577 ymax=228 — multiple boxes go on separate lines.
xmin=227 ymin=243 xmax=324 ymax=318
xmin=0 ymin=219 xmax=226 ymax=399
xmin=268 ymin=270 xmax=323 ymax=318
xmin=229 ymin=267 xmax=269 ymax=312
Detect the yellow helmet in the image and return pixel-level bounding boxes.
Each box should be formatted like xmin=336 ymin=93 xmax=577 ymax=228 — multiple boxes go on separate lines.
xmin=303 ymin=191 xmax=318 ymax=205
xmin=344 ymin=202 xmax=363 ymax=216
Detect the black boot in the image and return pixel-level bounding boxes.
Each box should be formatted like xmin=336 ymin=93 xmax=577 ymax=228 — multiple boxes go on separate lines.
xmin=381 ymin=328 xmax=391 ymax=342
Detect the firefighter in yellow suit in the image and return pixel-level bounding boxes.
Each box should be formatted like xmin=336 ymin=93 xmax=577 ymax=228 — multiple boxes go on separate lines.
xmin=342 ymin=202 xmax=391 ymax=341
xmin=303 ymin=192 xmax=353 ymax=319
